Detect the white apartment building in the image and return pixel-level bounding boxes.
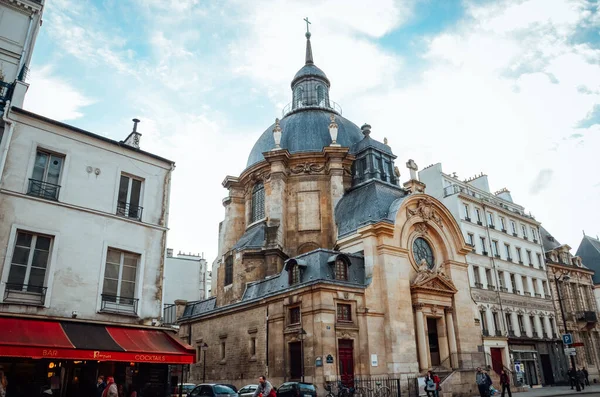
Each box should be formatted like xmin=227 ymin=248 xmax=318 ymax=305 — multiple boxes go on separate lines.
xmin=163 ymin=250 xmax=208 ymax=304
xmin=0 ymin=107 xmax=175 ymax=324
xmin=420 ymin=163 xmax=564 ymax=387
xmin=0 ymin=0 xmax=44 ymax=108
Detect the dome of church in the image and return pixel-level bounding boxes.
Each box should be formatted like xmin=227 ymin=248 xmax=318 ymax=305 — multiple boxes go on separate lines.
xmin=246 ymin=110 xmax=363 ymax=167
xmin=246 ymin=30 xmax=362 ymax=168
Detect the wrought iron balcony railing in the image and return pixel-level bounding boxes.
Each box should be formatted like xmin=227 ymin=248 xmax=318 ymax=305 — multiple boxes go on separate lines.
xmin=534 ymin=293 xmax=541 ymax=298
xmin=281 ymin=100 xmax=342 ymax=117
xmin=116 ymin=201 xmax=143 ymax=221
xmin=100 ymin=294 xmax=139 ymax=315
xmin=3 ymin=283 xmax=47 ymax=305
xmin=0 ymin=81 xmax=13 ymax=105
xmin=499 ymin=287 xmax=508 ymax=292
xmin=532 ymin=331 xmax=539 ymax=338
xmin=576 ymin=311 xmax=598 ymax=323
xmin=495 ymin=330 xmax=503 ymax=337
xmin=475 ymin=282 xmax=483 ymax=289
xmin=508 ymin=330 xmax=516 ymax=337
xmin=482 ymin=329 xmax=490 ymax=337
xmin=27 ymin=179 xmax=61 ymax=200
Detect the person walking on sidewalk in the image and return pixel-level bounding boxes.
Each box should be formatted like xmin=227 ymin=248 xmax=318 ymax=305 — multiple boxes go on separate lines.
xmin=500 ymin=370 xmax=512 ymax=397
xmin=568 ymin=368 xmax=577 ymax=390
xmin=476 ymin=367 xmax=492 ymax=397
xmin=577 ymin=368 xmax=585 ymax=391
xmin=582 ymin=367 xmax=590 ymax=386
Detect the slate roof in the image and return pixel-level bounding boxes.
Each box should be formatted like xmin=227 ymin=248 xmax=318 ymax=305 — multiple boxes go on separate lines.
xmin=292 ymin=64 xmax=330 ymax=86
xmin=178 ymin=250 xmax=366 ymax=322
xmin=540 ymin=226 xmax=562 ymax=252
xmin=576 ymin=235 xmax=600 ymax=284
xmin=232 ymin=221 xmax=266 ymax=251
xmin=246 ymin=110 xmax=363 ymax=167
xmin=181 ymin=297 xmax=216 ymax=318
xmin=335 ymin=179 xmax=407 ymax=238
xmin=350 ymin=135 xmax=395 ymax=157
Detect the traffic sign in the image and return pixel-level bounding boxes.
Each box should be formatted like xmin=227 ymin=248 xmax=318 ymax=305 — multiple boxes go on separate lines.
xmin=564 ymin=347 xmax=576 ymax=356
xmin=562 ymin=333 xmax=573 ymax=345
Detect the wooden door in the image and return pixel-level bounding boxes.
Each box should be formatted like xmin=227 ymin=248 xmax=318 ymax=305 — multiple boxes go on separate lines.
xmin=338 ymin=340 xmax=354 ymax=387
xmin=289 ymin=342 xmax=302 ymax=380
xmin=490 ymin=348 xmax=503 ymax=375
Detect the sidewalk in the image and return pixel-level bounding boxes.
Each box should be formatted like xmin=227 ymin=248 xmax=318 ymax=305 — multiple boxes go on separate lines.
xmin=511 ymin=384 xmax=600 ymax=397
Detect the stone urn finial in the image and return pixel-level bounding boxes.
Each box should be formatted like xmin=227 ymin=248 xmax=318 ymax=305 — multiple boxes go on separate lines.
xmin=329 ymin=113 xmax=339 ymax=146
xmin=361 ymin=123 xmax=371 ymax=137
xmin=272 ymin=118 xmax=282 ymax=150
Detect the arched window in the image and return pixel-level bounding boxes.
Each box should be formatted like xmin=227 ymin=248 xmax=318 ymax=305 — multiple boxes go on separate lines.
xmin=335 ymin=257 xmax=348 ymax=281
xmin=224 ymin=255 xmax=233 ymax=286
xmin=289 ymin=264 xmax=300 ymax=285
xmin=294 ymin=87 xmax=304 ymax=108
xmin=251 ymin=183 xmax=265 ymax=223
xmin=316 ymin=85 xmax=325 ymax=106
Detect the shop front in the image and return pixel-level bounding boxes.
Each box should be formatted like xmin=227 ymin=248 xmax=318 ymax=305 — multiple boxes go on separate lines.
xmin=0 ymin=317 xmax=194 ymax=397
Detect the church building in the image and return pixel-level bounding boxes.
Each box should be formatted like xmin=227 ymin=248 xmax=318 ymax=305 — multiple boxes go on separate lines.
xmin=177 ymin=27 xmax=484 ymax=393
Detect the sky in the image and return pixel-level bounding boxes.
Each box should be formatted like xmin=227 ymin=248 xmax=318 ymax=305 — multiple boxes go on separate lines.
xmin=24 ymin=0 xmax=600 ymax=263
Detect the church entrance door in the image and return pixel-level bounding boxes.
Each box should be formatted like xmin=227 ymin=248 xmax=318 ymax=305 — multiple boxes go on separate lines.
xmin=490 ymin=348 xmax=504 ymax=375
xmin=289 ymin=342 xmax=302 ymax=380
xmin=338 ymin=340 xmax=354 ymax=387
xmin=427 ymin=318 xmax=440 ymax=366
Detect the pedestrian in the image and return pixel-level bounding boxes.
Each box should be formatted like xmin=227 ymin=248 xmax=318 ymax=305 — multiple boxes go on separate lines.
xmin=97 ymin=376 xmax=107 ymax=397
xmin=0 ymin=367 xmax=7 ymax=397
xmin=569 ymin=368 xmax=577 ymax=390
xmin=424 ymin=371 xmax=437 ymax=397
xmin=582 ymin=367 xmax=590 ymax=386
xmin=103 ymin=377 xmax=118 ymax=397
xmin=577 ymin=368 xmax=585 ymax=391
xmin=499 ymin=370 xmax=511 ymax=397
xmin=432 ymin=371 xmax=441 ymax=397
xmin=253 ymin=376 xmax=275 ymax=397
xmin=476 ymin=367 xmax=492 ymax=397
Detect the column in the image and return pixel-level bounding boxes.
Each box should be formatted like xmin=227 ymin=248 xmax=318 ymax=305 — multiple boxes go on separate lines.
xmin=511 ymin=312 xmax=521 ymax=337
xmin=486 ymin=310 xmax=495 ymax=336
xmin=543 ymin=316 xmax=553 ymax=338
xmin=515 ymin=275 xmax=525 ymax=295
xmin=534 ymin=315 xmax=543 ymax=338
xmin=445 ymin=308 xmax=458 ymax=368
xmin=437 ymin=314 xmax=450 ymax=368
xmin=414 ymin=305 xmax=429 ymax=371
xmin=523 ymin=314 xmax=533 ymax=337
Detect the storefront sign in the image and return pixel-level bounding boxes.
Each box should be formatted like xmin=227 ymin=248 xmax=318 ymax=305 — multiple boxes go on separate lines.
xmin=0 ymin=346 xmax=193 ymax=364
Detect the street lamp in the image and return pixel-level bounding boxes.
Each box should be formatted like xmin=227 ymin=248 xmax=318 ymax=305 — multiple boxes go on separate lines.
xmin=201 ymin=343 xmax=209 ymax=383
xmin=298 ymin=328 xmax=307 ymax=383
xmin=553 ymin=272 xmax=580 ymax=392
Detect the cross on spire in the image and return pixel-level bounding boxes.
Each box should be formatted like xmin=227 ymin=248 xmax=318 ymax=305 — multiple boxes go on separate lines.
xmin=304 ymin=17 xmax=311 ymax=35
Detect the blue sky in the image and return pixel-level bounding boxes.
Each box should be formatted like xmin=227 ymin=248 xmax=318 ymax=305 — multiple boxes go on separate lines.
xmin=25 ymin=0 xmax=600 ymax=262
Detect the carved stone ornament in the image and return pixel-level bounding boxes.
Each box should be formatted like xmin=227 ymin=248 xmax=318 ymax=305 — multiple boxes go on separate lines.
xmin=244 ymin=171 xmax=272 ymax=195
xmin=415 ymin=222 xmax=428 ymax=236
xmin=407 ymin=197 xmax=443 ymax=228
xmin=431 ymin=305 xmax=438 ymax=314
xmin=290 ymin=162 xmax=326 ymax=174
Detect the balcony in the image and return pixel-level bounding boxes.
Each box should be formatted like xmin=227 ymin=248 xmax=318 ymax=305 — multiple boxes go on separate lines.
xmin=533 ymin=239 xmax=538 ymax=244
xmin=465 ymin=217 xmax=472 ymax=222
xmin=100 ymin=294 xmax=139 ymax=315
xmin=523 ymin=236 xmax=528 ymax=241
xmin=576 ymin=311 xmax=598 ymax=323
xmin=477 ymin=221 xmax=483 ymax=226
xmin=116 ymin=201 xmax=143 ymax=221
xmin=508 ymin=330 xmax=516 ymax=337
xmin=507 ymin=257 xmax=513 ymax=262
xmin=482 ymin=251 xmax=489 ymax=256
xmin=513 ymin=232 xmax=518 ymax=237
xmin=532 ymin=331 xmax=539 ymax=338
xmin=475 ymin=282 xmax=484 ymax=289
xmin=494 ymin=254 xmax=501 ymax=258
xmin=3 ymin=283 xmax=47 ymax=305
xmin=534 ymin=293 xmax=541 ymax=298
xmin=27 ymin=179 xmax=60 ymax=201
xmin=518 ymin=260 xmax=523 ymax=265
xmin=0 ymin=81 xmax=13 ymax=108
xmin=489 ymin=224 xmax=495 ymax=229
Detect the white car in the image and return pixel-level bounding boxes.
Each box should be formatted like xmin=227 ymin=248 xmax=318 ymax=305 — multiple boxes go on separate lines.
xmin=238 ymin=385 xmax=258 ymax=397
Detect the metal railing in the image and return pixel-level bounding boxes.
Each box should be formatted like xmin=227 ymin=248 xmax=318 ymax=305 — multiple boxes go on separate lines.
xmin=27 ymin=179 xmax=61 ymax=200
xmin=0 ymin=81 xmax=13 ymax=105
xmin=534 ymin=293 xmax=541 ymax=298
xmin=576 ymin=311 xmax=598 ymax=323
xmin=508 ymin=330 xmax=516 ymax=337
xmin=163 ymin=303 xmax=176 ymax=325
xmin=495 ymin=330 xmax=503 ymax=337
xmin=100 ymin=294 xmax=139 ymax=315
xmin=532 ymin=331 xmax=539 ymax=338
xmin=482 ymin=329 xmax=490 ymax=336
xmin=475 ymin=282 xmax=483 ymax=289
xmin=3 ymin=283 xmax=47 ymax=305
xmin=116 ymin=201 xmax=143 ymax=221
xmin=282 ymin=100 xmax=342 ymax=117
xmin=499 ymin=287 xmax=508 ymax=292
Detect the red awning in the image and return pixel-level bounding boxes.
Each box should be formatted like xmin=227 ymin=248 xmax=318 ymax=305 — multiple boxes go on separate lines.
xmin=0 ymin=317 xmax=194 ymax=364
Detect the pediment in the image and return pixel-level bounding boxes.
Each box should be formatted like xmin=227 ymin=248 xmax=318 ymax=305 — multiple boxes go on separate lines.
xmin=411 ymin=272 xmax=458 ymax=295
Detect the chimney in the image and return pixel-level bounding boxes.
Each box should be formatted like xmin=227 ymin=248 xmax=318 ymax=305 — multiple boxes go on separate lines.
xmin=166 ymin=248 xmax=174 ymax=258
xmin=123 ymin=118 xmax=142 ymax=149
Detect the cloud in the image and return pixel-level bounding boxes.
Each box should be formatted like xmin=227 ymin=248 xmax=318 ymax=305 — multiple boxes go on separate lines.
xmin=529 ymin=169 xmax=554 ymax=194
xmin=577 ymin=104 xmax=600 ymax=128
xmin=24 ymin=66 xmax=94 ymax=121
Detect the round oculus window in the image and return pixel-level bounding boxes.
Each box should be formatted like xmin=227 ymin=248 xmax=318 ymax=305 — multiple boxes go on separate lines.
xmin=413 ymin=237 xmax=434 ymax=269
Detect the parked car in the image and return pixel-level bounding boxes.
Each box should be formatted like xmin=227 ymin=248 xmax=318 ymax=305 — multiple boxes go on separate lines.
xmin=223 ymin=384 xmax=239 ymax=393
xmin=172 ymin=383 xmax=198 ymax=397
xmin=189 ymin=384 xmax=238 ymax=397
xmin=276 ymin=382 xmax=317 ymax=397
xmin=238 ymin=385 xmax=258 ymax=397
